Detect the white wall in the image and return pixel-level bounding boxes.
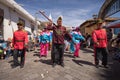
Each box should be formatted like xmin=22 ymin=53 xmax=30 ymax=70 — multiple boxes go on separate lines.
xmin=0 ymin=2 xmax=35 ymax=40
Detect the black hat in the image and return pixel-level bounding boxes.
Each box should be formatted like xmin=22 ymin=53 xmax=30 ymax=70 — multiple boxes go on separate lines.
xmin=57 ymin=16 xmax=62 ymax=21
xmin=17 ymin=21 xmax=24 ymax=26
xmin=96 ymin=19 xmax=103 ymax=24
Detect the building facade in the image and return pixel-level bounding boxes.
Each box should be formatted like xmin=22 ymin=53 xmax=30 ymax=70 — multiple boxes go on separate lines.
xmin=80 ymin=0 xmax=119 ymax=36
xmin=80 ymin=19 xmax=98 ymax=35
xmin=98 ymin=0 xmax=120 ymax=35
xmin=0 ymin=0 xmax=40 ymax=40
xmin=80 ymin=18 xmax=117 ymax=36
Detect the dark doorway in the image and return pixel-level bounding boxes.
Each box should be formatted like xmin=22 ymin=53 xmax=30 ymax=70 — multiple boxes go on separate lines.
xmin=0 ymin=8 xmax=4 ymax=38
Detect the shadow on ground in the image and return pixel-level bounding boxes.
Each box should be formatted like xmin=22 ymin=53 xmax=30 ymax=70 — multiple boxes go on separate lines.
xmin=64 ymin=53 xmax=75 ymax=58
xmin=33 ymin=53 xmax=40 ymax=58
xmin=34 ymin=59 xmax=52 ymax=65
xmin=8 ymin=60 xmax=20 ymax=68
xmin=81 ymin=48 xmax=94 ymax=53
xmin=72 ymin=59 xmax=94 ymax=66
xmin=99 ymin=54 xmax=120 ymax=80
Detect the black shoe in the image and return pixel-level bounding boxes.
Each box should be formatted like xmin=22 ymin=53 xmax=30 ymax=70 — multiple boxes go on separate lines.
xmin=20 ymin=64 xmax=24 ymax=68
xmin=52 ymin=63 xmax=56 ymax=67
xmin=73 ymin=56 xmax=76 ymax=59
xmin=57 ymin=62 xmax=60 ymax=65
xmin=60 ymin=63 xmax=64 ymax=67
xmin=103 ymin=65 xmax=109 ymax=68
xmin=14 ymin=62 xmax=20 ymax=66
xmin=95 ymin=65 xmax=99 ymax=68
xmin=11 ymin=64 xmax=19 ymax=68
xmin=76 ymin=56 xmax=80 ymax=58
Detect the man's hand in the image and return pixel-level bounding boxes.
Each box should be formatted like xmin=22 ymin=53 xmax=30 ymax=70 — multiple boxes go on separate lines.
xmin=24 ymin=43 xmax=28 ymax=48
xmin=11 ymin=47 xmax=14 ymax=50
xmin=95 ymin=42 xmax=99 ymax=46
xmin=53 ymin=23 xmax=57 ymax=26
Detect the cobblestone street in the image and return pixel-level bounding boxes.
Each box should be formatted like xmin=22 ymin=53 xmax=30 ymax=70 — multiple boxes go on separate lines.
xmin=0 ymin=48 xmax=120 ymax=80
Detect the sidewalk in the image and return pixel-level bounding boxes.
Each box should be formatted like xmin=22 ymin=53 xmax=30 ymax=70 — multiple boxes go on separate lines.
xmin=0 ymin=48 xmax=120 ymax=80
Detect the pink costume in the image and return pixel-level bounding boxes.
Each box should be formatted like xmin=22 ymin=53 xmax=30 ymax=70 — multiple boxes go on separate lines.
xmin=39 ymin=29 xmax=50 ymax=57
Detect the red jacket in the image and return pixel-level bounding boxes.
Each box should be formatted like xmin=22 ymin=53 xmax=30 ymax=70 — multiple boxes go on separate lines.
xmin=92 ymin=29 xmax=107 ymax=48
xmin=12 ymin=30 xmax=28 ymax=49
xmin=47 ymin=25 xmax=71 ymax=44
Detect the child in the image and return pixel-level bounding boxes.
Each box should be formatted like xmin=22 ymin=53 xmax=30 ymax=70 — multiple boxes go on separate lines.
xmin=5 ymin=38 xmax=13 ymax=59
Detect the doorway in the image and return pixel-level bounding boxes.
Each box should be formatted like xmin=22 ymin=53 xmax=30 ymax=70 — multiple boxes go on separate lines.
xmin=0 ymin=8 xmax=4 ymax=38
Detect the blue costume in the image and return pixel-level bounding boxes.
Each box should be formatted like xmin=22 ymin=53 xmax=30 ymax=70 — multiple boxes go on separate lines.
xmin=69 ymin=31 xmax=75 ymax=53
xmin=70 ymin=31 xmax=85 ymax=57
xmin=38 ymin=30 xmax=50 ymax=57
xmin=39 ymin=32 xmax=50 ymax=44
xmin=72 ymin=31 xmax=85 ymax=44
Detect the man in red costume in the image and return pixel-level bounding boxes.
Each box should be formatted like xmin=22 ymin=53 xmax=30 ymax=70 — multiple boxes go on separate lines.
xmin=12 ymin=21 xmax=28 ymax=68
xmin=92 ymin=19 xmax=108 ymax=68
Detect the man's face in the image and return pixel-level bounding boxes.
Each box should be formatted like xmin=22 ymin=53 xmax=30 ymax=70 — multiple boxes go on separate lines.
xmin=48 ymin=22 xmax=52 ymax=26
xmin=97 ymin=23 xmax=103 ymax=29
xmin=17 ymin=24 xmax=23 ymax=30
xmin=43 ymin=28 xmax=47 ymax=32
xmin=57 ymin=20 xmax=62 ymax=26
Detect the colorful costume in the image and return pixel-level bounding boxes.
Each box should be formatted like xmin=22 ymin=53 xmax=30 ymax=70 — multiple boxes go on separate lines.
xmin=39 ymin=29 xmax=50 ymax=57
xmin=69 ymin=31 xmax=75 ymax=53
xmin=12 ymin=29 xmax=28 ymax=67
xmin=47 ymin=17 xmax=72 ymax=67
xmin=48 ymin=26 xmax=71 ymax=66
xmin=72 ymin=31 xmax=85 ymax=57
xmin=49 ymin=31 xmax=53 ymax=50
xmin=92 ymin=28 xmax=108 ymax=66
xmin=48 ymin=26 xmax=70 ymax=66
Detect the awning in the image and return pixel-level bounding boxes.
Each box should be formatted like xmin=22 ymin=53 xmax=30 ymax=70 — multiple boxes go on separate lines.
xmin=107 ymin=23 xmax=120 ymax=28
xmin=106 ymin=20 xmax=120 ymax=28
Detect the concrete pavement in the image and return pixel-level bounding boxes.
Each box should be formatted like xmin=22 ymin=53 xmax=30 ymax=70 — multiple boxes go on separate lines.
xmin=0 ymin=48 xmax=120 ymax=80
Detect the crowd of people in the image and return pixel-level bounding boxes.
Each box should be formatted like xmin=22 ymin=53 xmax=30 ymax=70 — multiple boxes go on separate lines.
xmin=1 ymin=17 xmax=120 ymax=69
xmin=0 ymin=37 xmax=13 ymax=60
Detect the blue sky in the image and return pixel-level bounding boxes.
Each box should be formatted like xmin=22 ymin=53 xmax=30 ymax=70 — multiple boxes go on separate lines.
xmin=15 ymin=0 xmax=105 ymax=27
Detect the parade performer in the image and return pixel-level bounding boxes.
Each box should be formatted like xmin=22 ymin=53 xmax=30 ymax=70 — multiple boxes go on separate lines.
xmin=49 ymin=31 xmax=53 ymax=50
xmin=47 ymin=16 xmax=72 ymax=67
xmin=72 ymin=27 xmax=85 ymax=57
xmin=39 ymin=27 xmax=50 ymax=58
xmin=69 ymin=30 xmax=75 ymax=54
xmin=47 ymin=22 xmax=53 ymax=50
xmin=12 ymin=21 xmax=28 ymax=68
xmin=92 ymin=19 xmax=108 ymax=68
